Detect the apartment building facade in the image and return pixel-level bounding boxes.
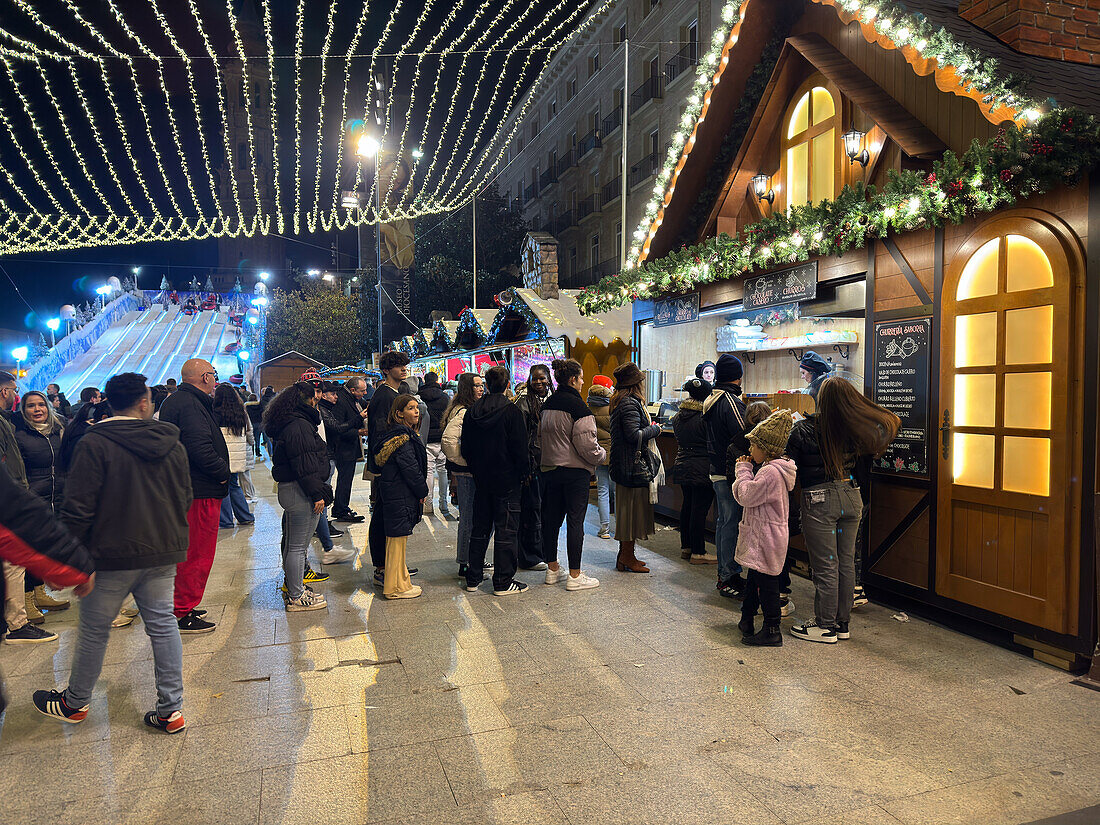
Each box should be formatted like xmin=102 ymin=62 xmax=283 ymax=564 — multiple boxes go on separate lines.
xmin=494 ymin=0 xmax=725 ymax=289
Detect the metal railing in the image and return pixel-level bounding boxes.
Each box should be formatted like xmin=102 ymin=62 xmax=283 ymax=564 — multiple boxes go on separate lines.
xmin=570 ymin=256 xmax=621 ymax=287
xmin=601 ymin=106 xmax=623 ymax=137
xmin=523 ymin=183 xmax=538 ymax=203
xmin=629 ymin=76 xmax=662 ymax=114
xmin=578 ymin=128 xmax=602 ymax=158
xmin=665 ymin=42 xmax=699 ymax=85
xmin=628 ymin=152 xmax=659 ymax=189
xmin=556 ymin=148 xmax=576 ymax=178
xmin=601 ymin=175 xmax=622 ymax=205
xmin=539 ymin=167 xmax=558 ymax=189
xmin=577 ymin=194 xmax=600 ymax=220
xmin=552 ymin=209 xmax=574 ymax=235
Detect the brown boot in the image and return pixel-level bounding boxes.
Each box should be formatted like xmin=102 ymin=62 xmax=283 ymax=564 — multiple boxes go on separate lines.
xmin=33 ymin=585 xmax=70 ymax=611
xmin=25 ymin=592 xmax=45 ymax=625
xmin=615 ymin=541 xmax=650 ymax=573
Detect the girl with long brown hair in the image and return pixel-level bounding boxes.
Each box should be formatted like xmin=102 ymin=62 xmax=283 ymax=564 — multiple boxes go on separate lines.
xmin=786 ymin=377 xmax=899 ymax=643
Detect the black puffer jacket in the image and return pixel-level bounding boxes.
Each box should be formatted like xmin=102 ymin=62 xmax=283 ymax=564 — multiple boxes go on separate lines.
xmin=786 ymin=414 xmax=856 ymax=490
xmin=158 ymin=382 xmax=230 ymax=499
xmin=669 ymin=400 xmax=710 ymax=486
xmin=418 ymin=382 xmax=450 ymax=443
xmin=703 ymin=384 xmax=749 ymax=476
xmin=12 ymin=415 xmax=64 ymax=511
xmin=329 ymin=387 xmax=365 ymax=462
xmin=61 ymin=418 xmax=192 ymax=570
xmin=268 ymin=402 xmax=334 ymax=505
xmin=375 ymin=425 xmax=429 ymax=537
xmin=609 ymin=395 xmax=662 ymax=488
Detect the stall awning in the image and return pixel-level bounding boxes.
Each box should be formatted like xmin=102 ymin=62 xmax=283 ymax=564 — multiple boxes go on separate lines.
xmin=431 ymin=319 xmax=460 ymax=352
xmin=504 ymin=288 xmax=632 ymax=346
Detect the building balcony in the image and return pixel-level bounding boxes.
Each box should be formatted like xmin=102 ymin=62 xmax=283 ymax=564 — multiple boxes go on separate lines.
xmin=552 ymin=209 xmax=574 ymax=235
xmin=665 ymin=43 xmax=699 ymax=85
xmin=539 ymin=167 xmax=558 ymax=190
xmin=628 ymin=152 xmax=659 ymax=189
xmin=523 ymin=184 xmax=538 ymax=204
xmin=601 ymin=175 xmax=623 ymax=205
xmin=578 ymin=128 xmax=602 ymax=159
xmin=629 ymin=76 xmax=662 ymax=114
xmin=601 ymin=106 xmax=623 ymax=137
xmin=556 ymin=148 xmax=576 ymax=178
xmin=577 ymin=194 xmax=600 ymax=220
xmin=570 ymin=256 xmax=621 ymax=287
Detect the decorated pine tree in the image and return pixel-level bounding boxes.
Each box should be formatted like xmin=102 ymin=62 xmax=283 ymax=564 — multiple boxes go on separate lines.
xmin=160 ymin=274 xmax=170 ymax=290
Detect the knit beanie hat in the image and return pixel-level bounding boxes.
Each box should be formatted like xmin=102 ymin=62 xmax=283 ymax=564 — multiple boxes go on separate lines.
xmin=715 ymin=353 xmax=743 ymax=384
xmin=613 ymin=362 xmax=645 ymax=388
xmin=681 ymin=378 xmax=712 ymax=401
xmin=592 ymin=375 xmax=614 ymax=389
xmin=300 ymin=368 xmax=322 ymax=387
xmin=747 ymin=409 xmax=794 ymax=458
xmin=800 ymin=351 xmax=831 ymax=378
xmin=695 ymin=361 xmax=715 ymax=379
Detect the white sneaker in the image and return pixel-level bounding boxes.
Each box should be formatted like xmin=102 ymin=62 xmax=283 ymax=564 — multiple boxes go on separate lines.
xmin=789 ymin=619 xmax=837 ymax=644
xmin=286 ymin=590 xmax=328 ymax=612
xmin=780 ymin=597 xmax=795 ymax=618
xmin=544 ymin=567 xmax=568 ymax=585
xmin=321 ymin=547 xmax=355 ymax=565
xmin=565 ymin=572 xmax=600 ymax=591
xmin=597 ymin=526 xmax=611 ymax=539
xmin=521 ymin=562 xmax=548 ymax=571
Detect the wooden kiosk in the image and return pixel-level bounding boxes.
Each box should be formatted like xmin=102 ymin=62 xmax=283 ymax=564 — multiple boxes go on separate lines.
xmin=584 ymin=0 xmax=1100 ymax=666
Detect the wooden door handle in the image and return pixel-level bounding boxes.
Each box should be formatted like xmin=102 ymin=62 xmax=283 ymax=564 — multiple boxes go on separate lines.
xmin=940 ymin=409 xmax=951 ymax=460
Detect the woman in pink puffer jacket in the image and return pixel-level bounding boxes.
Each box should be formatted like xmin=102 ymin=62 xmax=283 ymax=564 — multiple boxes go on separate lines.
xmin=731 ymin=409 xmax=796 ymax=647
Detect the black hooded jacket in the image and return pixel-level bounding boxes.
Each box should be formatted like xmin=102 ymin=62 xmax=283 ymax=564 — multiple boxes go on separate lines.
xmin=158 ymin=382 xmax=230 ymax=499
xmin=375 ymin=424 xmax=429 ymax=536
xmin=328 ymin=386 xmax=366 ymax=462
xmin=669 ymin=400 xmax=710 ymax=486
xmin=267 ymin=402 xmax=334 ymax=505
xmin=460 ymin=392 xmax=529 ymax=488
xmin=60 ymin=418 xmax=193 ymax=570
xmin=12 ymin=414 xmax=65 ymax=510
xmin=418 ymin=382 xmax=450 ymax=443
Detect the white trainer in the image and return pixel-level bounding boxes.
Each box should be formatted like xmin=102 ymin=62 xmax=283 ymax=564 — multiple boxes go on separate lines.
xmin=565 ymin=572 xmax=600 ymax=591
xmin=321 ymin=547 xmax=356 ymax=564
xmin=544 ymin=567 xmax=569 ymax=585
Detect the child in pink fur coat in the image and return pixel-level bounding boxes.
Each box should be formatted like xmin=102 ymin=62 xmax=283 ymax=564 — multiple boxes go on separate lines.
xmin=732 ymin=409 xmax=796 ymax=646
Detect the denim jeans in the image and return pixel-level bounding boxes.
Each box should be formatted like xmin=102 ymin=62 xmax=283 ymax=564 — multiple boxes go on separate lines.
xmin=425 ymin=443 xmax=449 ymax=512
xmin=279 ymin=481 xmax=320 ymax=600
xmin=801 ymin=481 xmax=863 ymax=627
xmin=314 ymin=460 xmax=335 ymax=552
xmin=220 ymin=473 xmax=254 ymax=527
xmin=454 ymin=473 xmax=477 ymax=564
xmin=65 ymin=566 xmax=183 ymax=716
xmin=594 ymin=464 xmax=612 ymax=529
xmin=712 ymin=479 xmax=743 ymax=583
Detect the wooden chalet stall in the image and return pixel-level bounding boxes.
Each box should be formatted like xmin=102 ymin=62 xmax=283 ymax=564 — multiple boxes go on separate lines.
xmin=587 ymin=0 xmax=1100 ymax=666
xmin=256 ymin=351 xmax=328 ymax=393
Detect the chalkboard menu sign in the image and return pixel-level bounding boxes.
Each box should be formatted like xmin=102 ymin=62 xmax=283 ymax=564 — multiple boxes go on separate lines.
xmin=743 ymin=261 xmax=817 ymax=310
xmin=653 ymin=292 xmax=700 ymax=327
xmin=873 ymin=318 xmax=931 ymax=477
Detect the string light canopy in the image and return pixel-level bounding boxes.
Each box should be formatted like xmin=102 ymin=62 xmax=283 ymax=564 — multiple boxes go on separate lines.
xmin=0 ymin=0 xmax=612 ymax=255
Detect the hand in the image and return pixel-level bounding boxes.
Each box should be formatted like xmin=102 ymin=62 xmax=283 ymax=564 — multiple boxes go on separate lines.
xmin=73 ymin=573 xmax=95 ymax=597
xmin=360 ymin=409 xmax=370 ymax=419
xmin=736 ymin=455 xmax=753 ymax=465
xmin=358 ymin=428 xmax=368 ymax=436
xmin=313 ymin=500 xmax=325 ymax=514
xmin=420 ymin=497 xmax=427 ymax=505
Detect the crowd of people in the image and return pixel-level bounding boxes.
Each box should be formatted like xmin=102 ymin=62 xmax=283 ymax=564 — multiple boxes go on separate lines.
xmin=0 ymin=345 xmax=898 ymax=728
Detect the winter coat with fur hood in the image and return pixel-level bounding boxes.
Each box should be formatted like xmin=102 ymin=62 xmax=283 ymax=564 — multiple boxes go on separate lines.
xmin=669 ymin=399 xmax=709 ymax=486
xmin=375 ymin=424 xmax=429 ymax=536
xmin=586 ymin=384 xmax=612 ymax=466
xmin=732 ymin=457 xmax=797 ymax=576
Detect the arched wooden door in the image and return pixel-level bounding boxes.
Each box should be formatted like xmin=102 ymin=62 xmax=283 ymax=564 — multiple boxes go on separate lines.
xmin=936 ymin=213 xmax=1079 ymax=632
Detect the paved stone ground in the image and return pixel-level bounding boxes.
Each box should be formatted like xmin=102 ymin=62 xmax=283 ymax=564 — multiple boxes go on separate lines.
xmin=2 ymin=464 xmax=1099 ymax=824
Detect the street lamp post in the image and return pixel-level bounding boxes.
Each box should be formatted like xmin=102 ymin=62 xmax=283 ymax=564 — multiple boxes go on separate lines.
xmin=356 ymin=134 xmax=383 ymax=356
xmin=11 ymin=346 xmax=28 ymax=379
xmin=46 ymin=318 xmax=60 ymax=347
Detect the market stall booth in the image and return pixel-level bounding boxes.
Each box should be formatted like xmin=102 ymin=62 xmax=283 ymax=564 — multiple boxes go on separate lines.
xmin=256 ymin=350 xmax=328 ymax=393
xmin=576 ymin=0 xmax=1100 ymax=667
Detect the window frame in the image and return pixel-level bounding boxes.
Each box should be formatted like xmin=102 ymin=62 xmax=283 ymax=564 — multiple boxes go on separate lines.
xmin=778 ymin=75 xmax=843 ymax=214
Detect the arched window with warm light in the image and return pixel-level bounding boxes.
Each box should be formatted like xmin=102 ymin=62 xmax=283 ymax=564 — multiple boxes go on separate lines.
xmin=782 ymin=81 xmax=839 ymax=212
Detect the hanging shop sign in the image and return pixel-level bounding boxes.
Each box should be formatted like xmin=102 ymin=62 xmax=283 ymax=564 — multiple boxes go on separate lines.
xmin=873 ymin=318 xmax=931 ymax=477
xmin=653 ymin=293 xmax=701 ymax=327
xmin=742 ymin=261 xmax=818 ymax=311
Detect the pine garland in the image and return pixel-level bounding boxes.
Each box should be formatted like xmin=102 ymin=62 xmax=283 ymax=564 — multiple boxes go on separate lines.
xmin=577 ymin=109 xmax=1097 ymax=314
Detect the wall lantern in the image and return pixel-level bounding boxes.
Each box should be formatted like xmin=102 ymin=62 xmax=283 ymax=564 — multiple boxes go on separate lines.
xmin=843 ymin=129 xmax=870 ymax=167
xmin=750 ymin=173 xmax=775 ymax=205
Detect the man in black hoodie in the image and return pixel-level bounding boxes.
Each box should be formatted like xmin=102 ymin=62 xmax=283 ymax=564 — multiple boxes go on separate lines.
xmin=34 ymin=372 xmax=193 ymax=733
xmin=703 ymin=353 xmax=750 ymax=598
xmin=367 ymin=351 xmax=410 ymax=578
xmin=418 ymin=372 xmax=450 ymax=516
xmin=460 ymin=366 xmax=530 ymax=596
xmin=329 ymin=377 xmax=369 ymax=522
xmin=158 ymin=358 xmax=229 ymax=633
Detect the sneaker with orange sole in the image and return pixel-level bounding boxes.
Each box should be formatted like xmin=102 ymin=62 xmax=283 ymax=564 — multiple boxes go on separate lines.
xmin=32 ymin=689 xmax=88 ymax=723
xmin=143 ymin=710 xmax=186 ymax=734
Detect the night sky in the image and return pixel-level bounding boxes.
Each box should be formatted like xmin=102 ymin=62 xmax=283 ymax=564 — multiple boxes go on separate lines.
xmin=0 ymin=0 xmax=597 ymax=350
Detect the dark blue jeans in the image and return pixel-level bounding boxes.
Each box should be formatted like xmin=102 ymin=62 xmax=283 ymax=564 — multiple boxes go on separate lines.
xmin=219 ymin=473 xmax=254 ymax=527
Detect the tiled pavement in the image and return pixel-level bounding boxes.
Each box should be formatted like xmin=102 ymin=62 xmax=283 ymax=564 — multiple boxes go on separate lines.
xmin=2 ymin=465 xmax=1098 ymax=824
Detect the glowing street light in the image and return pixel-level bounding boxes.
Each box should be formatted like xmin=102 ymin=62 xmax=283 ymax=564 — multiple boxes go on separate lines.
xmin=307 ymin=269 xmax=321 ymax=277
xmin=11 ymin=345 xmax=28 ymax=376
xmin=46 ymin=317 xmax=60 ymax=347
xmin=411 ymin=148 xmax=424 ymax=159
xmin=238 ymin=349 xmax=250 ymax=362
xmin=258 ymin=271 xmax=270 ymax=281
xmin=357 ymin=135 xmax=379 ymax=157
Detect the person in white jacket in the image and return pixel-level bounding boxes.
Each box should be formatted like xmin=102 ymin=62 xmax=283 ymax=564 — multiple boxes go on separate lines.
xmin=213 ymin=385 xmax=255 ymax=528
xmin=440 ymin=372 xmax=484 ymax=578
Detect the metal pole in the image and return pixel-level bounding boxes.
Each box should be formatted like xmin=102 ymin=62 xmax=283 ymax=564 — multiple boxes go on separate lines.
xmin=621 ymin=39 xmax=629 ymax=268
xmin=471 ymin=192 xmax=477 ymax=308
xmin=376 ymin=153 xmax=383 ymax=355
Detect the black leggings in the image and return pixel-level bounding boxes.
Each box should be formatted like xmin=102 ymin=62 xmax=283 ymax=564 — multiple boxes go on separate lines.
xmin=678 ymin=484 xmax=713 ymax=555
xmin=541 ymin=467 xmax=591 ymax=570
xmin=742 ymin=568 xmax=783 ymax=623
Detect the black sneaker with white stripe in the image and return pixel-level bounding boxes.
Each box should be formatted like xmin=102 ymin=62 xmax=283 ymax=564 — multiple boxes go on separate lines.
xmin=493 ymin=581 xmax=530 ymax=597
xmin=32 ymin=689 xmax=88 ymax=723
